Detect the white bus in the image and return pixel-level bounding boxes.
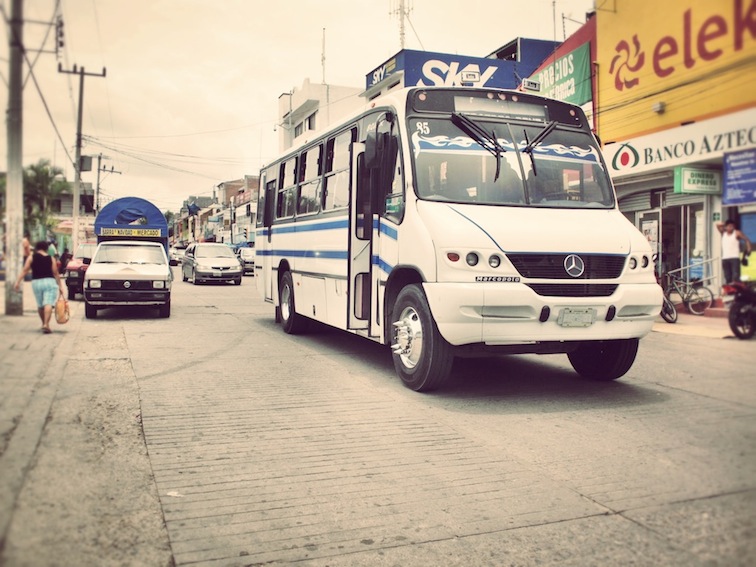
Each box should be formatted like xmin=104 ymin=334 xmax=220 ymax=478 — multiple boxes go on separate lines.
xmin=256 ymin=87 xmax=662 ymax=391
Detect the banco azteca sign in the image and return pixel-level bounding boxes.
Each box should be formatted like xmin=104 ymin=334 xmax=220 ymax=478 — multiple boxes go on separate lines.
xmin=605 ymin=108 xmax=756 ymax=176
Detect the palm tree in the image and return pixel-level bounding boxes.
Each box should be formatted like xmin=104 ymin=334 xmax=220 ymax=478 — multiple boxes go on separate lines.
xmin=22 ymin=159 xmax=70 ymax=233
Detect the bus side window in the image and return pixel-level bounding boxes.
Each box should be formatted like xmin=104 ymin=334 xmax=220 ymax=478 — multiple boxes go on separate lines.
xmin=277 ymin=157 xmax=297 ymax=219
xmin=323 ymin=128 xmax=355 ymax=210
xmin=297 ymin=144 xmax=323 ymax=216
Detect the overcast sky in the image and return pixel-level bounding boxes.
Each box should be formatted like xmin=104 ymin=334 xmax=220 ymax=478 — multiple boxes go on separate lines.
xmin=1 ymin=0 xmax=595 ymax=213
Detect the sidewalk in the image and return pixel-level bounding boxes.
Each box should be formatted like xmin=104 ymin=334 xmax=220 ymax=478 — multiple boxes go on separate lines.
xmin=651 ymin=310 xmax=734 ymax=339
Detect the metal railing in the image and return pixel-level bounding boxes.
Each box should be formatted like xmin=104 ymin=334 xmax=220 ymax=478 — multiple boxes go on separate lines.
xmin=664 ymin=256 xmax=719 ymax=291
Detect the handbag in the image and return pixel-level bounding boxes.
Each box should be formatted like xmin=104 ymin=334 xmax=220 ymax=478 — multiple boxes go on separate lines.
xmin=742 ymin=252 xmax=750 ymax=267
xmin=55 ymin=293 xmax=70 ymax=325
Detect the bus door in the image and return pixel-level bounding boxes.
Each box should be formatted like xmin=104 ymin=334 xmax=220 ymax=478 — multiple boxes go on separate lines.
xmin=348 ymin=142 xmax=371 ymax=331
xmin=258 ymin=172 xmax=277 ymax=303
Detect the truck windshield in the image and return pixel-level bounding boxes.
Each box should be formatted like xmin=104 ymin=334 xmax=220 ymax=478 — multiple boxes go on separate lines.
xmin=411 ymin=117 xmax=614 ymax=208
xmin=94 ymin=244 xmax=166 ymax=265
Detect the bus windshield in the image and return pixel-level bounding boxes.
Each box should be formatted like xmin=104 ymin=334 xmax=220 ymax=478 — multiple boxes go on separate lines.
xmin=411 ymin=117 xmax=614 ymax=208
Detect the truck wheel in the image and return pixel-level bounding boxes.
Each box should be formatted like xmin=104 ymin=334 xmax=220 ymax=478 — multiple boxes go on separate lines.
xmin=279 ymin=271 xmax=308 ymax=334
xmin=85 ymin=302 xmax=97 ymax=319
xmin=391 ymin=284 xmax=454 ymax=392
xmin=158 ymin=301 xmax=171 ymax=318
xmin=568 ymin=339 xmax=638 ymax=381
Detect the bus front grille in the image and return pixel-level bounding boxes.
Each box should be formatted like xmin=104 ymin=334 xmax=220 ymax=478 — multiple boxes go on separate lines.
xmin=526 ymin=283 xmax=618 ymax=297
xmin=508 ymin=254 xmax=625 ymax=279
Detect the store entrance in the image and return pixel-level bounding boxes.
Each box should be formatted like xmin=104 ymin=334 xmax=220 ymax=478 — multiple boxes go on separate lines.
xmin=659 ymin=202 xmax=707 ymax=280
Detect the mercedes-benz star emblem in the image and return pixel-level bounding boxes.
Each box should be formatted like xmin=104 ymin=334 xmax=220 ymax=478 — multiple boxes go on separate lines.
xmin=123 ymin=281 xmax=131 ymax=288
xmin=563 ymin=254 xmax=585 ymax=278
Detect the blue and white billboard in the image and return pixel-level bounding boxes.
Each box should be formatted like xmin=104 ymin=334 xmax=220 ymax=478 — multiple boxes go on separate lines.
xmin=366 ymin=44 xmax=557 ymax=91
xmin=723 ymin=149 xmax=756 ymax=206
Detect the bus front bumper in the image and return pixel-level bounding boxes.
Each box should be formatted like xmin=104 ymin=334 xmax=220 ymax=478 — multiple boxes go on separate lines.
xmin=423 ymin=282 xmax=662 ymax=347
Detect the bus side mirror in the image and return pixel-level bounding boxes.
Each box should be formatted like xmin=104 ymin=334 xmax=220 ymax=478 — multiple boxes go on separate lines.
xmin=365 ymin=130 xmax=381 ymax=169
xmin=364 ymin=112 xmax=395 ymax=168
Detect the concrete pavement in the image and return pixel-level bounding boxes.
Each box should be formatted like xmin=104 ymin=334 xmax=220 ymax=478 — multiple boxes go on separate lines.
xmin=0 ymin=280 xmax=750 ymax=565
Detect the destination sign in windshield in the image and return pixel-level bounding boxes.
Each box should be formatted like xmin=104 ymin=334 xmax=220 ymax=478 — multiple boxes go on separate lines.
xmin=453 ymin=96 xmax=547 ymax=122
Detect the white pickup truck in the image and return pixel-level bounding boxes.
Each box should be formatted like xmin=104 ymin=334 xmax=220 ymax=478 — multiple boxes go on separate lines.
xmin=83 ymin=240 xmax=172 ymax=319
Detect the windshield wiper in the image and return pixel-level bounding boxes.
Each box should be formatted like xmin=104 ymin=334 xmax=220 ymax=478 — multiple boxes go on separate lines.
xmin=521 ymin=120 xmax=557 ymax=177
xmin=451 ymin=112 xmax=506 ymax=181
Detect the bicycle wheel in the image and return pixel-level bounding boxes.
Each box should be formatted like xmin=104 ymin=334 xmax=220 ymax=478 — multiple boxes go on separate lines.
xmin=685 ymin=286 xmax=714 ymax=315
xmin=660 ymin=295 xmax=678 ymax=323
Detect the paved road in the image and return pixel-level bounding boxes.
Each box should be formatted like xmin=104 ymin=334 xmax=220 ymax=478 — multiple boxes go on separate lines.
xmin=1 ymin=277 xmax=754 ymax=566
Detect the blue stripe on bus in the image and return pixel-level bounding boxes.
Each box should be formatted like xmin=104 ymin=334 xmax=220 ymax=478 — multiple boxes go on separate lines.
xmin=256 ymin=249 xmax=394 ymax=273
xmin=379 ymin=221 xmax=398 ymax=239
xmin=373 ymin=255 xmax=394 ymax=273
xmin=256 ymin=219 xmax=398 ymax=240
xmin=257 ymin=249 xmax=348 ymax=259
xmin=271 ymin=219 xmax=349 ymax=235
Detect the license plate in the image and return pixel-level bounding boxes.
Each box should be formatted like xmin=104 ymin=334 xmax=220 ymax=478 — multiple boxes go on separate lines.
xmin=213 ymin=270 xmax=223 ymax=277
xmin=558 ymin=307 xmax=596 ymax=327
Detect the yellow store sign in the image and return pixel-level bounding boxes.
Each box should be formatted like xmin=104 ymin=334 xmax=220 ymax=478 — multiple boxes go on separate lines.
xmin=598 ymin=0 xmax=756 ymax=142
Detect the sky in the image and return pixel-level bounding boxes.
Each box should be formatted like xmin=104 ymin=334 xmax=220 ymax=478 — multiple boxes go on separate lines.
xmin=1 ymin=0 xmax=596 ymax=213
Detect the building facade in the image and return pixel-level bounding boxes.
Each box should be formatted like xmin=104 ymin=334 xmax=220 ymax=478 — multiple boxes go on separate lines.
xmin=597 ymin=0 xmax=756 ymax=284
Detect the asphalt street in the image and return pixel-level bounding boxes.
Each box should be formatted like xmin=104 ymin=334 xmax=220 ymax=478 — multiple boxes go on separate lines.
xmin=1 ymin=277 xmax=754 ymax=566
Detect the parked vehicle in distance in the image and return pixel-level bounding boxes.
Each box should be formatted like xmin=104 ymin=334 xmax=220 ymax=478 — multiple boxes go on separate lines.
xmin=83 ymin=241 xmax=172 ymax=319
xmin=169 ymin=245 xmax=186 ymax=265
xmin=64 ymin=242 xmax=97 ymax=300
xmin=182 ymin=242 xmax=243 ymax=285
xmin=238 ymin=247 xmax=255 ymax=275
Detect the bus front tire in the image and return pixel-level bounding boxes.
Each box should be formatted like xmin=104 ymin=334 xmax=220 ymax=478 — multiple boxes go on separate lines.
xmin=279 ymin=271 xmax=308 ymax=334
xmin=567 ymin=338 xmax=638 ymax=381
xmin=391 ymin=285 xmax=454 ymax=392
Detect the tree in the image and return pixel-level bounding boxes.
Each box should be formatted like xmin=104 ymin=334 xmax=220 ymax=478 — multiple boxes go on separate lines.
xmin=22 ymin=160 xmax=70 ymax=233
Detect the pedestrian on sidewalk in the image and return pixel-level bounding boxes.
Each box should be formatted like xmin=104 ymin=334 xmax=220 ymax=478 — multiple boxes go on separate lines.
xmin=13 ymin=240 xmax=66 ymax=334
xmin=716 ymin=219 xmax=752 ymax=284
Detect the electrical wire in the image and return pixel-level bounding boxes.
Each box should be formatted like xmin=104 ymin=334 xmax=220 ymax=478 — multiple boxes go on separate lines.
xmin=0 ymin=2 xmax=75 ymax=168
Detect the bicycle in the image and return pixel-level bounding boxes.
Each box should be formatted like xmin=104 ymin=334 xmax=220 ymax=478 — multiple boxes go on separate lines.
xmin=663 ymin=272 xmax=714 ymax=316
xmin=656 ymin=271 xmax=678 ymax=323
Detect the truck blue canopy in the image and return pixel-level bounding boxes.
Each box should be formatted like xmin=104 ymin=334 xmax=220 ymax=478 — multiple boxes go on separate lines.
xmin=95 ymin=197 xmax=169 ymax=252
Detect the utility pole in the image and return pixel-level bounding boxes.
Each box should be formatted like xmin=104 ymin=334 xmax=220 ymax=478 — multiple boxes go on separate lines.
xmin=95 ymin=153 xmax=121 ymax=215
xmin=5 ymin=0 xmax=24 ymax=316
xmin=58 ymin=64 xmax=106 ymax=254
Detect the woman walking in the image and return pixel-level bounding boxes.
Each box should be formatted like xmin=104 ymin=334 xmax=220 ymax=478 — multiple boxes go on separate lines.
xmin=14 ymin=240 xmax=66 ymax=333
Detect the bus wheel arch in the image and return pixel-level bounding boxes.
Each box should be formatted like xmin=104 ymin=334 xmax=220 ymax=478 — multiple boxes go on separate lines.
xmin=390 ymin=283 xmax=454 ymax=392
xmin=279 ymin=269 xmax=308 ymax=334
xmin=383 ymin=267 xmax=424 ymax=344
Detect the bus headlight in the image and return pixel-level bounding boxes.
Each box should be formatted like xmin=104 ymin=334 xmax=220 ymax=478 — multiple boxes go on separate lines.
xmin=488 ymin=255 xmax=501 ymax=268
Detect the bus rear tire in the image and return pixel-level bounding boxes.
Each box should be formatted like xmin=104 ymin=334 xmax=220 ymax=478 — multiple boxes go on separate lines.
xmin=567 ymin=338 xmax=638 ymax=381
xmin=391 ymin=285 xmax=454 ymax=392
xmin=279 ymin=271 xmax=308 ymax=334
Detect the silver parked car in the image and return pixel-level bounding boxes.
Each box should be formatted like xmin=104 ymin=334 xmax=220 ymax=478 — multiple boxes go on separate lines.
xmin=181 ymin=242 xmax=243 ymax=285
xmin=237 ymin=247 xmax=255 ymax=275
